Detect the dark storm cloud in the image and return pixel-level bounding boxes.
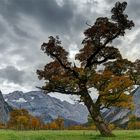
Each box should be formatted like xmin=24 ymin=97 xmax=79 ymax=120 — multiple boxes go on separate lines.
xmin=0 ymin=21 xmax=6 ymax=35
xmin=0 ymin=66 xmax=25 ymax=84
xmin=12 ymin=25 xmax=35 ymax=40
xmin=0 ymin=0 xmax=100 ymax=64
xmin=0 ymin=0 xmax=76 ymax=35
xmin=0 ymin=0 xmax=88 ymax=62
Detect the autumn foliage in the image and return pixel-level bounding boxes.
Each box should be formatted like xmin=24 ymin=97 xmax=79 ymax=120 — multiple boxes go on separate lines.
xmin=5 ymin=109 xmax=65 ymax=130
xmin=127 ymin=115 xmax=140 ymax=130
xmin=43 ymin=117 xmax=64 ymax=130
xmin=7 ymin=109 xmax=42 ymax=130
xmin=1 ymin=110 xmax=140 ymax=130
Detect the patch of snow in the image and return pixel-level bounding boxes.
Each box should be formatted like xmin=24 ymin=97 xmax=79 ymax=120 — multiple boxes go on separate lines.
xmin=5 ymin=98 xmax=8 ymax=102
xmin=134 ymin=85 xmax=139 ymax=90
xmin=48 ymin=92 xmax=77 ymax=104
xmin=12 ymin=98 xmax=27 ymax=103
xmin=124 ymin=91 xmax=130 ymax=95
xmin=31 ymin=97 xmax=34 ymax=100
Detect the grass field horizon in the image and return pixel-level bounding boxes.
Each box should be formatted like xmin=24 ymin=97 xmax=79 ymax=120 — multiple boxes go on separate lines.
xmin=0 ymin=130 xmax=140 ymax=140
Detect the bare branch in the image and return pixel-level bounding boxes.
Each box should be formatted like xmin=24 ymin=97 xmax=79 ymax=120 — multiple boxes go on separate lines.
xmin=86 ymin=21 xmax=92 ymax=27
xmin=50 ymin=52 xmax=79 ymax=78
xmin=37 ymin=86 xmax=80 ymax=95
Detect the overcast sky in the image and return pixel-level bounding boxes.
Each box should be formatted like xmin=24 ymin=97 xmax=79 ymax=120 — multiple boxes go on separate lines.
xmin=0 ymin=0 xmax=140 ymax=97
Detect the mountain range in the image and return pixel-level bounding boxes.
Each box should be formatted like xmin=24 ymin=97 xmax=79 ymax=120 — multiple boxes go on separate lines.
xmin=3 ymin=91 xmax=88 ymax=126
xmin=1 ymin=87 xmax=140 ymax=127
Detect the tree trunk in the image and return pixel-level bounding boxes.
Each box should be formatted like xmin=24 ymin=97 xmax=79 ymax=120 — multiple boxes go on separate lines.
xmin=80 ymin=87 xmax=114 ymax=137
xmin=91 ymin=111 xmax=114 ymax=137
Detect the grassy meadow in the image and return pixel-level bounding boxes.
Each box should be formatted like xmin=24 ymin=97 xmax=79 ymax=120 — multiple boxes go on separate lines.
xmin=0 ymin=130 xmax=140 ymax=140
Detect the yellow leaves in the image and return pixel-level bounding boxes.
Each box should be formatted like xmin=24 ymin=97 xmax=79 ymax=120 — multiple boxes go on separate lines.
xmin=112 ymin=94 xmax=133 ymax=109
xmin=127 ymin=115 xmax=140 ymax=130
xmin=30 ymin=117 xmax=42 ymax=130
xmin=102 ymin=70 xmax=113 ymax=79
xmin=128 ymin=121 xmax=140 ymax=130
xmin=17 ymin=115 xmax=29 ymax=127
xmin=104 ymin=76 xmax=133 ymax=93
xmin=104 ymin=59 xmax=133 ymax=76
xmin=93 ymin=69 xmax=134 ymax=109
xmin=100 ymin=92 xmax=133 ymax=109
xmin=91 ymin=70 xmax=113 ymax=82
xmin=45 ymin=117 xmax=64 ymax=130
xmin=88 ymin=70 xmax=114 ymax=90
xmin=90 ymin=69 xmax=133 ymax=92
xmin=7 ymin=109 xmax=42 ymax=130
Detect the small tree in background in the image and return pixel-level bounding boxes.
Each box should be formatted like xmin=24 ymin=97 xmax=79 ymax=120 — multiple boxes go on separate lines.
xmin=7 ymin=109 xmax=42 ymax=130
xmin=7 ymin=109 xmax=30 ymax=129
xmin=30 ymin=117 xmax=42 ymax=130
xmin=0 ymin=122 xmax=6 ymax=129
xmin=54 ymin=116 xmax=64 ymax=130
xmin=127 ymin=115 xmax=140 ymax=130
xmin=46 ymin=117 xmax=64 ymax=130
xmin=49 ymin=122 xmax=59 ymax=130
xmin=17 ymin=115 xmax=29 ymax=130
xmin=37 ymin=1 xmax=134 ymax=136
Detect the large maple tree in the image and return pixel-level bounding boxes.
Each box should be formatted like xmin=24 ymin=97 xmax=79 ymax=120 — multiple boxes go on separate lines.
xmin=37 ymin=2 xmax=134 ymax=136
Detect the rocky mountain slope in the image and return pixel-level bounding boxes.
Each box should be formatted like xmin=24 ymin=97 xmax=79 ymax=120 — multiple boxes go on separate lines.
xmin=4 ymin=91 xmax=88 ymax=126
xmin=102 ymin=87 xmax=140 ymax=126
xmin=0 ymin=91 xmax=12 ymax=123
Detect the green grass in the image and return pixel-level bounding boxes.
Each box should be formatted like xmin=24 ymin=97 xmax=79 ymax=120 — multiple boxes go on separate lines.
xmin=0 ymin=130 xmax=140 ymax=140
